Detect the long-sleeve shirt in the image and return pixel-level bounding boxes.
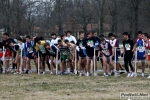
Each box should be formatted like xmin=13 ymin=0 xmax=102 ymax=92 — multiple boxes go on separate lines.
xmin=65 ymin=35 xmax=77 ymax=44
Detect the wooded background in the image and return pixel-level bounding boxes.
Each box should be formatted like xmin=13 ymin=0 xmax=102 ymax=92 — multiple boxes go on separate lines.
xmin=0 ymin=0 xmax=150 ymax=39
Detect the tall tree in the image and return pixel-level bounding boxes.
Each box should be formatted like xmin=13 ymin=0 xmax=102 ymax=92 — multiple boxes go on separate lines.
xmin=73 ymin=0 xmax=94 ymax=33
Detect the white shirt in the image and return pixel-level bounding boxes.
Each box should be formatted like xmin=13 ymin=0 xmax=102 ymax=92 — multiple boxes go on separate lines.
xmin=65 ymin=35 xmax=77 ymax=44
xmin=18 ymin=43 xmax=24 ymax=50
xmin=51 ymin=37 xmax=60 ymax=45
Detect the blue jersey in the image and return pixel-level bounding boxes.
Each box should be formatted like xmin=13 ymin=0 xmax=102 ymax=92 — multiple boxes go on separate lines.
xmin=136 ymin=38 xmax=145 ymax=52
xmin=24 ymin=41 xmax=36 ymax=57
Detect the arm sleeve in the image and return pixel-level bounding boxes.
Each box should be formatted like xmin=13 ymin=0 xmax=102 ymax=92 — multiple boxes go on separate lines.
xmin=83 ymin=39 xmax=86 ymax=47
xmin=115 ymin=40 xmax=119 ymax=47
xmin=72 ymin=36 xmax=77 ymax=44
xmin=93 ymin=37 xmax=96 ymax=44
xmin=123 ymin=41 xmax=125 ymax=48
xmin=131 ymin=40 xmax=135 ymax=47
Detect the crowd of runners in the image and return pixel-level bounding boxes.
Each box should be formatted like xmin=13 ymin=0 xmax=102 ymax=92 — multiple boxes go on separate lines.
xmin=0 ymin=30 xmax=150 ymax=78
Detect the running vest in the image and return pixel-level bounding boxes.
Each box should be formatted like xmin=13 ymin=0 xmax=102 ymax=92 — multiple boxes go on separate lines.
xmin=109 ymin=39 xmax=117 ymax=48
xmin=47 ymin=45 xmax=56 ymax=55
xmin=26 ymin=41 xmax=34 ymax=54
xmin=136 ymin=38 xmax=145 ymax=52
xmin=145 ymin=39 xmax=150 ymax=55
xmin=11 ymin=44 xmax=19 ymax=52
xmin=59 ymin=46 xmax=70 ymax=55
xmin=38 ymin=41 xmax=46 ymax=54
xmin=100 ymin=41 xmax=112 ymax=56
xmin=39 ymin=44 xmax=46 ymax=54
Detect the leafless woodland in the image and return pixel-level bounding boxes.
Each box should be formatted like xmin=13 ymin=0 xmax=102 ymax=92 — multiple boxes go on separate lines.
xmin=0 ymin=0 xmax=149 ymax=40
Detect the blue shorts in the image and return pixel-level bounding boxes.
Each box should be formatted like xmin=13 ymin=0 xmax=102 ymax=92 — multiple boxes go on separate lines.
xmin=137 ymin=52 xmax=145 ymax=60
xmin=104 ymin=55 xmax=110 ymax=63
xmin=78 ymin=50 xmax=86 ymax=58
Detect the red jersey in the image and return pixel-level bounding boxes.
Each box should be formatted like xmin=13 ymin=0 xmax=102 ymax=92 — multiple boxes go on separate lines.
xmin=99 ymin=41 xmax=112 ymax=57
xmin=144 ymin=39 xmax=150 ymax=49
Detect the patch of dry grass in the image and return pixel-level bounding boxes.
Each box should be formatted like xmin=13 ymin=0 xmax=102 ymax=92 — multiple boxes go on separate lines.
xmin=0 ymin=72 xmax=150 ymax=100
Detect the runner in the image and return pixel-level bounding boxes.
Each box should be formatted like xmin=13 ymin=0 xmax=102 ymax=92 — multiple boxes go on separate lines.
xmin=24 ymin=36 xmax=36 ymax=74
xmin=83 ymin=31 xmax=96 ymax=76
xmin=99 ymin=37 xmax=114 ymax=76
xmin=133 ymin=31 xmax=146 ymax=77
xmin=57 ymin=39 xmax=70 ymax=75
xmin=16 ymin=37 xmax=25 ymax=73
xmin=108 ymin=33 xmax=122 ymax=76
xmin=122 ymin=32 xmax=135 ymax=77
xmin=8 ymin=40 xmax=20 ymax=74
xmin=65 ymin=30 xmax=77 ymax=44
xmin=0 ymin=42 xmax=3 ymax=73
xmin=65 ymin=39 xmax=76 ymax=74
xmin=99 ymin=34 xmax=107 ymax=68
xmin=76 ymin=32 xmax=86 ymax=76
xmin=44 ymin=42 xmax=60 ymax=74
xmin=3 ymin=32 xmax=16 ymax=72
xmin=143 ymin=33 xmax=150 ymax=78
xmin=51 ymin=32 xmax=60 ymax=46
xmin=35 ymin=37 xmax=47 ymax=74
xmin=92 ymin=31 xmax=100 ymax=76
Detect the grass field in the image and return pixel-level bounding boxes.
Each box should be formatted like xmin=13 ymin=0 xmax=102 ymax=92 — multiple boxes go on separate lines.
xmin=0 ymin=71 xmax=150 ymax=100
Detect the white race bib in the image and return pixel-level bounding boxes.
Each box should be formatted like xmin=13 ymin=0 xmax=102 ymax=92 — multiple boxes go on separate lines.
xmin=125 ymin=44 xmax=130 ymax=50
xmin=103 ymin=49 xmax=110 ymax=55
xmin=138 ymin=46 xmax=144 ymax=52
xmin=27 ymin=47 xmax=33 ymax=53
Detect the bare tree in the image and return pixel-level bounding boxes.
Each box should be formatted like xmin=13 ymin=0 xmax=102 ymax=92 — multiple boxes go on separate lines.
xmin=93 ymin=0 xmax=106 ymax=35
xmin=73 ymin=0 xmax=94 ymax=33
xmin=107 ymin=0 xmax=124 ymax=35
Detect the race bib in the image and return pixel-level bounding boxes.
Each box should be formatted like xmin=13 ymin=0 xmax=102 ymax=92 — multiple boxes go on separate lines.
xmin=138 ymin=46 xmax=144 ymax=52
xmin=39 ymin=45 xmax=46 ymax=54
xmin=87 ymin=40 xmax=94 ymax=47
xmin=102 ymin=48 xmax=110 ymax=55
xmin=125 ymin=44 xmax=130 ymax=50
xmin=49 ymin=49 xmax=55 ymax=55
xmin=27 ymin=47 xmax=33 ymax=53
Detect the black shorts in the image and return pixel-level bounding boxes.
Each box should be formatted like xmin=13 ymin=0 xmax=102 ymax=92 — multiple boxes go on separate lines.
xmin=26 ymin=53 xmax=34 ymax=59
xmin=78 ymin=53 xmax=86 ymax=58
xmin=40 ymin=53 xmax=47 ymax=57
